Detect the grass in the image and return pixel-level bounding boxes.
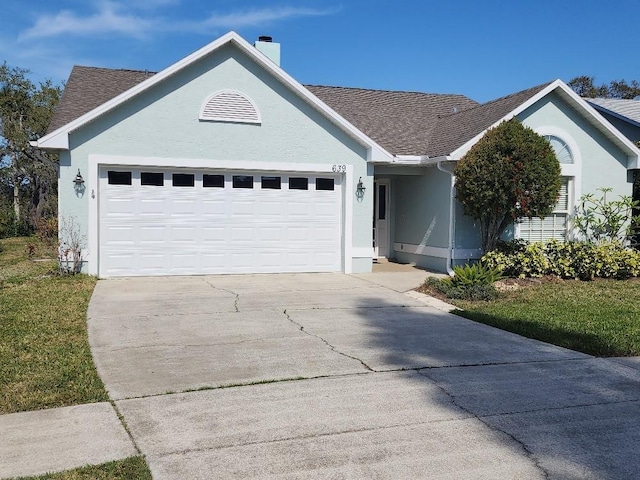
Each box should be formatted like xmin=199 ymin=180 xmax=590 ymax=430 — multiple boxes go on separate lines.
xmin=14 ymin=456 xmax=152 ymax=480
xmin=0 ymin=236 xmax=108 ymax=414
xmin=446 ymin=278 xmax=640 ymax=357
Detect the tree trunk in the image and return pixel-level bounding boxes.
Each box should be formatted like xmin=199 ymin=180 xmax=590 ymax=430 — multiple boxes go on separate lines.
xmin=13 ymin=181 xmax=20 ymax=221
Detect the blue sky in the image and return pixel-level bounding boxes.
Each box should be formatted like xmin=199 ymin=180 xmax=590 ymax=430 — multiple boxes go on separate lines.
xmin=1 ymin=0 xmax=638 ymax=102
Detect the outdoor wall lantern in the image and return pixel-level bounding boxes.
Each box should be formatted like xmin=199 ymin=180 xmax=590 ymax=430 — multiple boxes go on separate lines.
xmin=356 ymin=177 xmax=366 ymax=193
xmin=73 ymin=169 xmax=85 ymax=186
xmin=73 ymin=169 xmax=86 ymax=197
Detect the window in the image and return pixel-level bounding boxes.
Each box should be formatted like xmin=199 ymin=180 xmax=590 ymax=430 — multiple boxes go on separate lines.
xmin=261 ymin=176 xmax=281 ymax=189
xmin=172 ymin=173 xmax=194 ymax=187
xmin=545 ymin=135 xmax=573 ymax=164
xmin=203 ymin=174 xmax=225 ymax=188
xmin=518 ymin=178 xmax=570 ymax=242
xmin=233 ymin=175 xmax=253 ymax=189
xmin=289 ymin=177 xmax=308 ymax=190
xmin=107 ymin=171 xmax=131 ymax=185
xmin=316 ymin=178 xmax=335 ymax=191
xmin=141 ymin=172 xmax=164 ymax=186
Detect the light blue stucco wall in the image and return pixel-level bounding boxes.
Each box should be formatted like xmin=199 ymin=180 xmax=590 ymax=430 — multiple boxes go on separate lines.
xmin=376 ymin=166 xmax=451 ymax=271
xmin=59 ymin=43 xmax=372 ymax=272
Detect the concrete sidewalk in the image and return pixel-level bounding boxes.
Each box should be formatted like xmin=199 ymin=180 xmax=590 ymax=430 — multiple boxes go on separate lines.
xmin=0 ymin=403 xmax=137 ymax=479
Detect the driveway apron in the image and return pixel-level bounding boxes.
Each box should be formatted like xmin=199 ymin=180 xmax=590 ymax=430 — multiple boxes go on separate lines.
xmin=88 ymin=273 xmax=640 ymax=479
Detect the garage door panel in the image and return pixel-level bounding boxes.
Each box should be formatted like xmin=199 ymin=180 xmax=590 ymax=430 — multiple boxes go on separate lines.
xmin=170 ymin=199 xmax=198 ymax=216
xmin=139 ymin=198 xmax=167 ymax=216
xmin=105 ymin=197 xmax=135 ymax=216
xmin=99 ymin=167 xmax=342 ymax=277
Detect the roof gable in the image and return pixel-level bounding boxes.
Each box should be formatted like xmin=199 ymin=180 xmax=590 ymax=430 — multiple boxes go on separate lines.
xmin=36 ymin=31 xmax=392 ymax=162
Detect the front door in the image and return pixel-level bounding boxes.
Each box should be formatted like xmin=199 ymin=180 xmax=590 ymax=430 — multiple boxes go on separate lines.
xmin=373 ymin=180 xmax=390 ymax=258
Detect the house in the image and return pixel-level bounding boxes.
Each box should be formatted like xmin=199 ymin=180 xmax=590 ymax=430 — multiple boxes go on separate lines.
xmin=35 ymin=32 xmax=640 ymax=277
xmin=584 ymin=98 xmax=640 ymax=144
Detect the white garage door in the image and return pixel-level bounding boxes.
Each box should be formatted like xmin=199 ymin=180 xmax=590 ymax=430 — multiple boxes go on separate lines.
xmin=98 ymin=167 xmax=342 ymax=277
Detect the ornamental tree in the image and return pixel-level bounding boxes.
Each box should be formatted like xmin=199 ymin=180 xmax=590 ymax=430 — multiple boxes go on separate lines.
xmin=454 ymin=119 xmax=561 ymax=252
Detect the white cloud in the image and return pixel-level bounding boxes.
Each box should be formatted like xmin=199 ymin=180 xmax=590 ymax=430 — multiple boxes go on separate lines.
xmin=194 ymin=6 xmax=339 ymax=31
xmin=18 ymin=1 xmax=155 ymax=40
xmin=18 ymin=3 xmax=338 ymax=40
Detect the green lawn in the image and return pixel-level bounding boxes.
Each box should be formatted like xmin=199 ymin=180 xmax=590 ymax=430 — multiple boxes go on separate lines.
xmin=1 ymin=237 xmax=154 ymax=479
xmin=15 ymin=457 xmax=152 ymax=480
xmin=0 ymin=236 xmax=107 ymax=414
xmin=449 ymin=278 xmax=640 ymax=357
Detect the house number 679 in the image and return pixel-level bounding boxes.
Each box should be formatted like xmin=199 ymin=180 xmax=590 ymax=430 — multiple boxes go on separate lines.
xmin=332 ymin=164 xmax=346 ymax=173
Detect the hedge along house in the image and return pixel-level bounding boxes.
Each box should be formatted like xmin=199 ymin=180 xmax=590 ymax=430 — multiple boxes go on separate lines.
xmin=36 ymin=32 xmax=640 ymax=277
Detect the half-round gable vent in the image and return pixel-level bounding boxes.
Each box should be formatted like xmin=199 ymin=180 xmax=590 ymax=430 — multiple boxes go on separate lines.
xmin=199 ymin=89 xmax=261 ymax=124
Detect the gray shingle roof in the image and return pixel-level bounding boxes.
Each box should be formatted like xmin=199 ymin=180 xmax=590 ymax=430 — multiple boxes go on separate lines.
xmin=584 ymin=97 xmax=640 ymax=126
xmin=427 ymin=82 xmax=553 ymax=156
xmin=306 ymin=85 xmax=478 ymax=156
xmin=47 ymin=66 xmax=155 ymax=133
xmin=46 ymin=65 xmax=552 ymax=157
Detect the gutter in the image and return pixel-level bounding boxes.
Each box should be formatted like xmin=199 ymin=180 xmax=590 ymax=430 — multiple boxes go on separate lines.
xmin=437 ymin=161 xmax=456 ymax=277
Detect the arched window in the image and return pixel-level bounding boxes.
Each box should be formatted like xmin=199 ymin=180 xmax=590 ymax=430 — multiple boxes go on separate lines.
xmin=545 ymin=135 xmax=573 ymax=164
xmin=518 ymin=133 xmax=574 ymax=243
xmin=199 ymin=90 xmax=261 ymax=124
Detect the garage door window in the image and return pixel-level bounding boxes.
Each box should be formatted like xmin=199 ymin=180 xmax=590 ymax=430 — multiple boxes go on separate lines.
xmin=233 ymin=175 xmax=253 ymax=189
xmin=107 ymin=171 xmax=132 ymax=185
xmin=316 ymin=178 xmax=335 ymax=191
xmin=141 ymin=172 xmax=164 ymax=186
xmin=203 ymin=174 xmax=225 ymax=188
xmin=261 ymin=176 xmax=281 ymax=189
xmin=289 ymin=177 xmax=308 ymax=190
xmin=172 ymin=173 xmax=195 ymax=187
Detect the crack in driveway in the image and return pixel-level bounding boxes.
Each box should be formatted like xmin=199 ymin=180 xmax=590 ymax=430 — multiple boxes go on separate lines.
xmin=283 ymin=309 xmax=374 ymax=372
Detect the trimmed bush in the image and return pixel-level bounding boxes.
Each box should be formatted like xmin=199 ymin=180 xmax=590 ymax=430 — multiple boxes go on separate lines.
xmin=482 ymin=239 xmax=640 ymax=280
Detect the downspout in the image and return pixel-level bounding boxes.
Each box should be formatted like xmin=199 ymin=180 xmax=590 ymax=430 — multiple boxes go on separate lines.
xmin=437 ymin=161 xmax=455 ymax=276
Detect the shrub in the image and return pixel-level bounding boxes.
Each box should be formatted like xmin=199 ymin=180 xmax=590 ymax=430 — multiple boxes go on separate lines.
xmin=425 ymin=263 xmax=502 ymax=301
xmin=483 ymin=240 xmax=548 ymax=278
xmin=454 ymin=119 xmax=561 ymax=252
xmin=426 ymin=276 xmax=498 ymax=301
xmin=574 ymin=187 xmax=640 ymax=246
xmin=34 ymin=216 xmax=58 ymax=245
xmin=482 ymin=239 xmax=640 ymax=280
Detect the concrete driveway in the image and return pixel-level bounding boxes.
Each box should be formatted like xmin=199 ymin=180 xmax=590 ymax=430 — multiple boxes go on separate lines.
xmin=88 ymin=273 xmax=640 ymax=479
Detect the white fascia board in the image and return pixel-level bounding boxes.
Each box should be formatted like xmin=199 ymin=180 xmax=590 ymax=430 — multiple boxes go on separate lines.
xmin=36 ymin=31 xmax=394 ymax=163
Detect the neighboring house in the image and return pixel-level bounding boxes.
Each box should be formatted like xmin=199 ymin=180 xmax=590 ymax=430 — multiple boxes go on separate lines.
xmin=35 ymin=32 xmax=640 ymax=277
xmin=584 ymin=97 xmax=640 ymax=144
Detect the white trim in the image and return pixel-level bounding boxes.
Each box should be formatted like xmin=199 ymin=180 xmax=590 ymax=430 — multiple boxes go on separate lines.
xmin=351 ymin=247 xmax=374 ymax=258
xmin=89 ymin=154 xmax=355 ymax=276
xmin=199 ymin=89 xmax=261 ymax=124
xmin=36 ymin=32 xmax=393 ymax=163
xmin=393 ymin=242 xmax=481 ymax=260
xmin=344 ymin=165 xmax=354 ymax=273
xmin=449 ymin=80 xmax=640 ymax=170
